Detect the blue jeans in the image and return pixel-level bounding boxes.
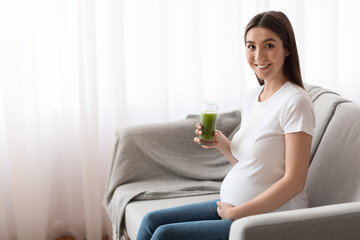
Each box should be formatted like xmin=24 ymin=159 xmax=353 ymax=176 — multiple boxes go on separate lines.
xmin=136 ymin=199 xmax=232 ymax=240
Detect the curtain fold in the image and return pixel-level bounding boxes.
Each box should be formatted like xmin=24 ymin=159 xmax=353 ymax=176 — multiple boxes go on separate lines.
xmin=0 ymin=0 xmax=359 ymax=239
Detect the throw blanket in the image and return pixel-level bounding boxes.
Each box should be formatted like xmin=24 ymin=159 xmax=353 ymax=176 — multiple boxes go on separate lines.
xmin=103 ymin=110 xmax=241 ymax=239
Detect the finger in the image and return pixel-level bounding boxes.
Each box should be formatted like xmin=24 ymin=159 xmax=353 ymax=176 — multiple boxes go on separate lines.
xmin=195 ymin=129 xmax=202 ymax=135
xmin=214 ymin=130 xmax=222 ymax=137
xmin=217 ymin=207 xmax=222 ymax=216
xmin=202 ymin=143 xmax=218 ymax=148
xmin=202 ymin=144 xmax=217 ymax=149
xmin=196 ymin=123 xmax=202 ymax=129
xmin=195 ymin=129 xmax=201 ymax=135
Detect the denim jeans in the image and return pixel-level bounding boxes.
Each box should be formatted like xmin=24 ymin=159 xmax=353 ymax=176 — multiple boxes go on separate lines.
xmin=136 ymin=199 xmax=232 ymax=240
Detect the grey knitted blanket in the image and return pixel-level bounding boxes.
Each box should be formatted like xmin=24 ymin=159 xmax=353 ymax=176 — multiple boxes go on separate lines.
xmin=103 ymin=110 xmax=241 ymax=240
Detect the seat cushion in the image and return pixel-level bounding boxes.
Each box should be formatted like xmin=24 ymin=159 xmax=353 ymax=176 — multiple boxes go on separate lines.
xmin=124 ymin=194 xmax=219 ymax=239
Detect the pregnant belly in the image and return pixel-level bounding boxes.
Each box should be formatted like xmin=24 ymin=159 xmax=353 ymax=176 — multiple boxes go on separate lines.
xmin=220 ymin=164 xmax=272 ymax=206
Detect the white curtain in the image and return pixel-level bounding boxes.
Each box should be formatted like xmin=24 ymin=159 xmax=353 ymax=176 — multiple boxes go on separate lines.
xmin=0 ymin=0 xmax=359 ymax=239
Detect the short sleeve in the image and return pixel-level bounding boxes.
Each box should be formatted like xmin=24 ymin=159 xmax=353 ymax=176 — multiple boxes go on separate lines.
xmin=282 ymin=93 xmax=316 ymax=136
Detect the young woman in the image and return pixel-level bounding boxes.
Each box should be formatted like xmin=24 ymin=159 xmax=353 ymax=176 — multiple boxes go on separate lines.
xmin=136 ymin=10 xmax=315 ymax=240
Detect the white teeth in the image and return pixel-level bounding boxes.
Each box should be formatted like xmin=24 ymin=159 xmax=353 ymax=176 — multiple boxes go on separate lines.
xmin=257 ymin=64 xmax=270 ymax=69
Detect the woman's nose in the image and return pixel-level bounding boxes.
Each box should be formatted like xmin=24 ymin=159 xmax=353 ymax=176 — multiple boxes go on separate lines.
xmin=255 ymin=49 xmax=266 ymax=62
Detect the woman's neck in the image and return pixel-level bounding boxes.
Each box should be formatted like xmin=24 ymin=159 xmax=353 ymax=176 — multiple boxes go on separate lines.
xmin=258 ymin=79 xmax=288 ymax=102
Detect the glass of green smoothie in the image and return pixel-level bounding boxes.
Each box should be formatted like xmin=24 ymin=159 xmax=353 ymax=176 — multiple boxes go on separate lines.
xmin=199 ymin=103 xmax=219 ymax=146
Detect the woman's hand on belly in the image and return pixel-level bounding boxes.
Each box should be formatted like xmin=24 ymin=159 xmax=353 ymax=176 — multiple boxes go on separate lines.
xmin=216 ymin=201 xmax=235 ymax=221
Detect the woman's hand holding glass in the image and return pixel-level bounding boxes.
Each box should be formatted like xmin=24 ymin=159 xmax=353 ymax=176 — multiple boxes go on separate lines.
xmin=194 ymin=123 xmax=226 ymax=149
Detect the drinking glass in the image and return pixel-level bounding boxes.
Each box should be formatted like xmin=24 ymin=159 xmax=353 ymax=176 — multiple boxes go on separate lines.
xmin=199 ymin=103 xmax=219 ymax=146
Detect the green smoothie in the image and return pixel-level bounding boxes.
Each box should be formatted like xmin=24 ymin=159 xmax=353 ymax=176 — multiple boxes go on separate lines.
xmin=200 ymin=111 xmax=218 ymax=145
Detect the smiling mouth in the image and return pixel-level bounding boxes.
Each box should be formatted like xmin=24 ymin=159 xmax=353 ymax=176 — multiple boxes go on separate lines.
xmin=256 ymin=64 xmax=271 ymax=70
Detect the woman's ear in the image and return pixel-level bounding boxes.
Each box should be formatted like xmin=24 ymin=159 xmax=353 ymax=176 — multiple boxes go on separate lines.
xmin=285 ymin=49 xmax=290 ymax=57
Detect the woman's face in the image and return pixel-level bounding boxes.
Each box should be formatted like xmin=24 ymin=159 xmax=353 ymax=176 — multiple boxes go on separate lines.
xmin=245 ymin=27 xmax=289 ymax=83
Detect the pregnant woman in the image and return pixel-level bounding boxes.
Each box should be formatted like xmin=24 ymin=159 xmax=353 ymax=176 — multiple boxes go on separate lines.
xmin=136 ymin=10 xmax=315 ymax=240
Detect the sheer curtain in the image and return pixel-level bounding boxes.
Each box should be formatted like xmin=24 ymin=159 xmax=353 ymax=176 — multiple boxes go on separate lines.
xmin=0 ymin=0 xmax=359 ymax=239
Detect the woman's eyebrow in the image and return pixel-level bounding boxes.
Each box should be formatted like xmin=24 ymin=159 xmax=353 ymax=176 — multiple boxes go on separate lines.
xmin=246 ymin=38 xmax=277 ymax=44
xmin=263 ymin=38 xmax=276 ymax=43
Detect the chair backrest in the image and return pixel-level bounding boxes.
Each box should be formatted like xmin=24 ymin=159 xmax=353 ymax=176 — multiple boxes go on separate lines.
xmin=305 ymin=84 xmax=350 ymax=163
xmin=305 ymin=85 xmax=360 ymax=207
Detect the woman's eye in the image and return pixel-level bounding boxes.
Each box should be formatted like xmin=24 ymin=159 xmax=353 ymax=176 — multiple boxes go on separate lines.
xmin=248 ymin=45 xmax=255 ymax=50
xmin=266 ymin=44 xmax=274 ymax=48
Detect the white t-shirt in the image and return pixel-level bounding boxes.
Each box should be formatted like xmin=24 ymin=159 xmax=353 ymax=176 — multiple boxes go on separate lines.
xmin=220 ymin=81 xmax=315 ymax=211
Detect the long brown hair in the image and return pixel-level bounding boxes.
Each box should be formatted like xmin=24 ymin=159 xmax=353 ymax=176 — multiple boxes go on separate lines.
xmin=244 ymin=11 xmax=304 ymax=89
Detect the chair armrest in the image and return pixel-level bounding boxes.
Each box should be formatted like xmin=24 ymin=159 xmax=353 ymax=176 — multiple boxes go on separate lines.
xmin=229 ymin=202 xmax=360 ymax=240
